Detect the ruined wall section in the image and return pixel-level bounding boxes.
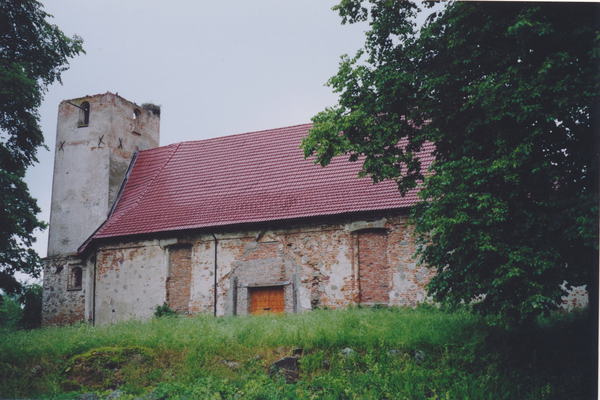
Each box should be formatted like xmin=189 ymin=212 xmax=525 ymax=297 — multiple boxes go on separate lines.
xmin=87 ymin=211 xmax=437 ymax=324
xmin=281 ymin=227 xmax=356 ymax=311
xmin=561 ymin=285 xmax=589 ymax=310
xmin=386 ymin=216 xmax=436 ymax=306
xmin=46 ymin=210 xmax=590 ymax=325
xmin=94 ymin=241 xmax=167 ymax=324
xmin=42 ymin=255 xmax=87 ymax=326
xmin=189 ymin=240 xmax=218 ymax=314
xmin=181 ymin=211 xmax=426 ymax=316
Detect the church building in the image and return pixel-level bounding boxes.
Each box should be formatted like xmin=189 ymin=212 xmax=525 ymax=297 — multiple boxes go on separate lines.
xmin=41 ymin=92 xmax=438 ymax=325
xmin=41 ymin=92 xmax=587 ymax=326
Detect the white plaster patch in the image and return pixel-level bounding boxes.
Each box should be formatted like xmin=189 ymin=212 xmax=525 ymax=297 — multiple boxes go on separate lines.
xmin=298 ymin=286 xmax=312 ymax=311
xmin=324 ymin=245 xmax=352 ymax=298
xmin=191 ymin=241 xmax=216 ymax=311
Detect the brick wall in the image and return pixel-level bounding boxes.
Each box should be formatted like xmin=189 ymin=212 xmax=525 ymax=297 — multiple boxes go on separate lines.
xmin=358 ymin=229 xmax=390 ymax=305
xmin=167 ymin=246 xmax=192 ymax=314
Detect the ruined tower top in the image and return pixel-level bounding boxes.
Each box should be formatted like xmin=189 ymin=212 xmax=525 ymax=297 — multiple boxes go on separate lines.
xmin=47 ymin=92 xmax=160 ymax=256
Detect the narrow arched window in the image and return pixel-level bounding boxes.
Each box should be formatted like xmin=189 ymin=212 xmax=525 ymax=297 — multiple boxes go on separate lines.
xmin=69 ymin=266 xmax=83 ymax=290
xmin=78 ymin=102 xmax=90 ymax=127
xmin=132 ymin=109 xmax=141 ymax=133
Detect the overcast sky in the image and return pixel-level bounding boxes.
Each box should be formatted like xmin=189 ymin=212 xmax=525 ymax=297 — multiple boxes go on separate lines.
xmin=23 ymin=1 xmax=437 ymax=280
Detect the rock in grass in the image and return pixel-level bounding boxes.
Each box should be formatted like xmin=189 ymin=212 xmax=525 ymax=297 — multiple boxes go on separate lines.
xmin=270 ymin=356 xmax=299 ymax=384
xmin=292 ymin=347 xmax=303 ymax=356
xmin=387 ymin=349 xmax=399 ymax=355
xmin=322 ymin=359 xmax=331 ymax=370
xmin=222 ymin=359 xmax=240 ymax=370
xmin=133 ymin=392 xmax=163 ymax=400
xmin=107 ymin=389 xmax=123 ymax=399
xmin=413 ymin=350 xmax=426 ymax=363
xmin=31 ymin=365 xmax=43 ymax=376
xmin=79 ymin=394 xmax=100 ymax=400
xmin=341 ymin=347 xmax=356 ymax=357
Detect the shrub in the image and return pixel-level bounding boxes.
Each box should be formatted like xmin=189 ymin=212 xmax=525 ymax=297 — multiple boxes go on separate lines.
xmin=154 ymin=303 xmax=177 ymax=318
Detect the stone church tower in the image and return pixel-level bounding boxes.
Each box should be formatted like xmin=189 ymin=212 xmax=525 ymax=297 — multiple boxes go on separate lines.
xmin=42 ymin=92 xmax=160 ymax=325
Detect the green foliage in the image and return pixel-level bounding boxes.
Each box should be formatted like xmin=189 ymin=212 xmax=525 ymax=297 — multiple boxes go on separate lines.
xmin=18 ymin=283 xmax=42 ymax=329
xmin=0 ymin=308 xmax=595 ymax=399
xmin=0 ymin=295 xmax=22 ymax=329
xmin=63 ymin=346 xmax=155 ymax=391
xmin=0 ymin=0 xmax=84 ymax=296
xmin=153 ymin=302 xmax=178 ymax=318
xmin=301 ymin=1 xmax=599 ymax=326
xmin=0 ymin=283 xmax=42 ymax=330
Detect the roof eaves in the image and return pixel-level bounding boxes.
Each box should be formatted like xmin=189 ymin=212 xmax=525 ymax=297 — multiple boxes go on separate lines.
xmin=92 ymin=204 xmax=414 ymax=240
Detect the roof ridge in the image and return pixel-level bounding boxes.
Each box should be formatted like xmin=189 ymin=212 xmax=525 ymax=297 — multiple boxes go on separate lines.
xmin=99 ymin=142 xmax=182 ymax=233
xmin=172 ymin=123 xmax=313 ymax=147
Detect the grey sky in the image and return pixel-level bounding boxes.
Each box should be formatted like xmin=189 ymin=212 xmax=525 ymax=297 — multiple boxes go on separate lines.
xmin=23 ymin=1 xmax=437 ymax=277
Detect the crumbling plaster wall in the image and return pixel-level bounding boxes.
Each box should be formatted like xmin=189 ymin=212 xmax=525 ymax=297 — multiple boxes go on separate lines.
xmin=47 ymin=210 xmax=589 ymax=325
xmin=94 ymin=241 xmax=167 ymax=324
xmin=89 ymin=211 xmax=432 ymax=323
xmin=561 ymin=285 xmax=589 ymax=310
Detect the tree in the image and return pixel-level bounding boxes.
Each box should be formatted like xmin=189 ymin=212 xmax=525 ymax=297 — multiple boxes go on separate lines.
xmin=0 ymin=283 xmax=41 ymax=330
xmin=302 ymin=1 xmax=599 ymax=326
xmin=18 ymin=283 xmax=42 ymax=329
xmin=0 ymin=295 xmax=23 ymax=329
xmin=0 ymin=1 xmax=84 ymax=299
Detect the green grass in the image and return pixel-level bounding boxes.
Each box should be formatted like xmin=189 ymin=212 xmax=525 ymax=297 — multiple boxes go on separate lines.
xmin=0 ymin=306 xmax=595 ymax=399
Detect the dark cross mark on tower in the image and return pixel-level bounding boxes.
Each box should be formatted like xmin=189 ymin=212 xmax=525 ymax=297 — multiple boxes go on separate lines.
xmin=118 ymin=138 xmax=123 ymax=149
xmin=58 ymin=141 xmax=66 ymax=151
xmin=98 ymin=135 xmax=104 ymax=146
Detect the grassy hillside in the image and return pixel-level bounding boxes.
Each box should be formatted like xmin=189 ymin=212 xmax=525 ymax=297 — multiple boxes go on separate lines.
xmin=0 ymin=306 xmax=595 ymax=399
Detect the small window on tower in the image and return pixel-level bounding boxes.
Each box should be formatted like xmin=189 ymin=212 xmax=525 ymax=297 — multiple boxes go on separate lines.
xmin=78 ymin=102 xmax=90 ymax=127
xmin=132 ymin=109 xmax=141 ymax=134
xmin=68 ymin=266 xmax=83 ymax=290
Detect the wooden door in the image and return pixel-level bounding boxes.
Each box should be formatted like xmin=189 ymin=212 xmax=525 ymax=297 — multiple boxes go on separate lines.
xmin=251 ymin=286 xmax=285 ymax=314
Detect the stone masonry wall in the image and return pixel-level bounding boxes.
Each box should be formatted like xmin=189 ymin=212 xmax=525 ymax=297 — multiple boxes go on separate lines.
xmin=44 ymin=210 xmax=589 ymax=325
xmin=87 ymin=211 xmax=431 ymax=323
xmin=42 ymin=255 xmax=87 ymax=326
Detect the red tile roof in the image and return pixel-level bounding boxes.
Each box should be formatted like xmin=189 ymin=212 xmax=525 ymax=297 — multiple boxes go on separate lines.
xmin=91 ymin=123 xmax=434 ymax=241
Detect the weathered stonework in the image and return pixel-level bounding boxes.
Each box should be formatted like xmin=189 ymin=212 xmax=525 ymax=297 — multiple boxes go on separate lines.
xmin=42 ymin=255 xmax=87 ymax=326
xmin=43 ymin=93 xmax=161 ymax=327
xmin=561 ymin=285 xmax=589 ymax=310
xmin=77 ymin=211 xmax=436 ymax=323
